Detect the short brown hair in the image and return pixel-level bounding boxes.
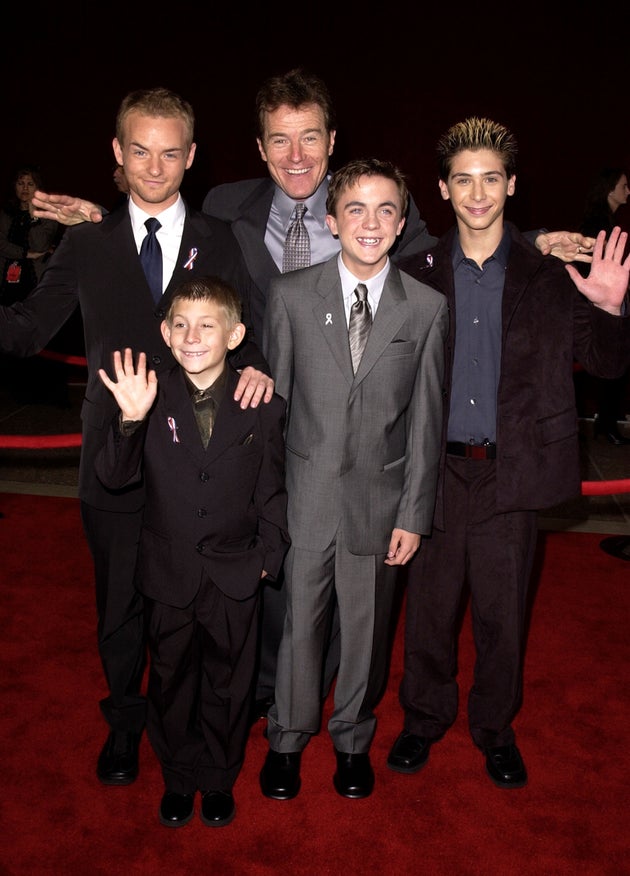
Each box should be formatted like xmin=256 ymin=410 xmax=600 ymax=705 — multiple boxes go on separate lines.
xmin=165 ymin=276 xmax=242 ymax=327
xmin=326 ymin=158 xmax=409 ymax=218
xmin=255 ymin=67 xmax=336 ymax=141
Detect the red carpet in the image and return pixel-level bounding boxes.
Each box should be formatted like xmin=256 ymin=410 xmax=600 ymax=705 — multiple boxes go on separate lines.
xmin=1 ymin=493 xmax=628 ymax=875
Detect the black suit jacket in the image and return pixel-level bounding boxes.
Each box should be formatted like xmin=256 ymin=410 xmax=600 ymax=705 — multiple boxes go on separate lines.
xmin=397 ymin=222 xmax=630 ymax=525
xmin=94 ymin=366 xmax=290 ymax=607
xmin=0 ymin=202 xmax=267 ymax=512
xmin=203 ymin=177 xmax=439 ymax=344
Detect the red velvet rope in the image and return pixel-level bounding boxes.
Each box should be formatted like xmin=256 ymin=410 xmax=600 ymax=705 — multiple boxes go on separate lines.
xmin=1 ymin=350 xmax=628 ymax=496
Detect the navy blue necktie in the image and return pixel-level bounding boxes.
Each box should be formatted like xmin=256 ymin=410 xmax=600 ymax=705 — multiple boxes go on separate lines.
xmin=140 ymin=218 xmax=163 ymax=303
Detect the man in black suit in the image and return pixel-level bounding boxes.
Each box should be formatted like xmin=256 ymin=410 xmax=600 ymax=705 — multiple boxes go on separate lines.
xmin=0 ymin=87 xmax=273 ymax=787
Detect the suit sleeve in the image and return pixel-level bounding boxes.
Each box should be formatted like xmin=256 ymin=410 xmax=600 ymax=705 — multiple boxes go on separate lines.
xmin=396 ymin=294 xmax=449 ymax=535
xmin=94 ymin=414 xmax=148 ymax=491
xmin=0 ymin=230 xmax=80 ymax=356
xmin=255 ymin=398 xmax=291 ymax=580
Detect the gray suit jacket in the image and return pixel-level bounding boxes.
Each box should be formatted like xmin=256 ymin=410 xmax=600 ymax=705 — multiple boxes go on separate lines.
xmin=203 ymin=178 xmax=438 ymax=346
xmin=263 ymin=256 xmax=448 ymax=554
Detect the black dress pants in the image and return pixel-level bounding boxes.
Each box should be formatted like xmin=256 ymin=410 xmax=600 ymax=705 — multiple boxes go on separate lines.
xmin=81 ymin=502 xmax=147 ymax=733
xmin=399 ymin=457 xmax=538 ymax=750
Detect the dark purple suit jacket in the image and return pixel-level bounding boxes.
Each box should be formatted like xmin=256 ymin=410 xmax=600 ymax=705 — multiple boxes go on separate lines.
xmin=397 ymin=222 xmax=630 ymax=528
xmin=95 ymin=365 xmax=290 ymax=607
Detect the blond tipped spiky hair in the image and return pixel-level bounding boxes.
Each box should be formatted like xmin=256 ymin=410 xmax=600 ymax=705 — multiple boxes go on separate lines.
xmin=437 ymin=117 xmax=518 ymax=181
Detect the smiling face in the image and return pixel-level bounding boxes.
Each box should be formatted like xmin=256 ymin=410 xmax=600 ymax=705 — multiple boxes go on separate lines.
xmin=161 ymin=298 xmax=245 ymax=389
xmin=325 ymin=174 xmax=406 ymax=279
xmin=438 ymin=148 xmax=515 ymax=234
xmin=257 ymin=103 xmax=335 ymax=200
xmin=112 ymin=111 xmax=196 ymax=213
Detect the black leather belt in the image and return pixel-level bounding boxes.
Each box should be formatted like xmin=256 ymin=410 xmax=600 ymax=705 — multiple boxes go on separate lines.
xmin=446 ymin=441 xmax=496 ymax=460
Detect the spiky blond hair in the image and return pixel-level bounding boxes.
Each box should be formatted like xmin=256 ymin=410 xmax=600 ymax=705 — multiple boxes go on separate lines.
xmin=437 ymin=117 xmax=518 ymax=181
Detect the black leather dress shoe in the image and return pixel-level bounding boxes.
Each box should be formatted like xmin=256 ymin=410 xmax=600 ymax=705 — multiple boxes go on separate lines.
xmin=485 ymin=744 xmax=528 ymax=788
xmin=333 ymin=750 xmax=374 ymax=799
xmin=387 ymin=730 xmax=432 ymax=774
xmin=259 ymin=750 xmax=302 ymax=799
xmin=96 ymin=730 xmax=140 ymax=785
xmin=200 ymin=791 xmax=236 ymax=827
xmin=600 ymin=535 xmax=630 ymax=561
xmin=159 ymin=791 xmax=194 ymax=827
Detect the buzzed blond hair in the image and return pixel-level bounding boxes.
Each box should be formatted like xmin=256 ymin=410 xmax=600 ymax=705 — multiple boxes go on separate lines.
xmin=115 ymin=86 xmax=195 ymax=148
xmin=437 ymin=117 xmax=518 ymax=181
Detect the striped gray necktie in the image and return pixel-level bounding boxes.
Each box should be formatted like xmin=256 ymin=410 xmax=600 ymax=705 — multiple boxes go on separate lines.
xmin=348 ymin=283 xmax=372 ymax=374
xmin=282 ymin=203 xmax=310 ymax=272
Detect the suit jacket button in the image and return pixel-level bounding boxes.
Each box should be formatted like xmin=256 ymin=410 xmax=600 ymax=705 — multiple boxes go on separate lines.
xmin=151 ymin=355 xmax=162 ymax=366
xmin=197 ymin=508 xmax=207 ymax=517
xmin=200 ymin=472 xmax=209 ymax=482
xmin=196 ymin=543 xmax=204 ymax=554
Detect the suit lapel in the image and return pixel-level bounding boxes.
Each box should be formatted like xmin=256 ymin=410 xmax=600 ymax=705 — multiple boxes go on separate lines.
xmin=231 ymin=182 xmax=280 ymax=292
xmin=101 ymin=209 xmax=153 ymax=298
xmin=353 ymin=267 xmax=408 ymax=381
xmin=312 ymin=260 xmax=354 ymax=382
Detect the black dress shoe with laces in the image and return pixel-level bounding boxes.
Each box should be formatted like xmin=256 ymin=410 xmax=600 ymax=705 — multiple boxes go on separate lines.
xmin=485 ymin=743 xmax=528 ymax=788
xmin=200 ymin=791 xmax=236 ymax=827
xmin=333 ymin=750 xmax=374 ymax=799
xmin=387 ymin=730 xmax=432 ymax=774
xmin=96 ymin=730 xmax=141 ymax=785
xmin=259 ymin=750 xmax=302 ymax=799
xmin=159 ymin=791 xmax=194 ymax=827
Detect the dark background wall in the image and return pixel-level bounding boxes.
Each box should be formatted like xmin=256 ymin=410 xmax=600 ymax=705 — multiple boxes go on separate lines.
xmin=4 ymin=5 xmax=629 ymax=237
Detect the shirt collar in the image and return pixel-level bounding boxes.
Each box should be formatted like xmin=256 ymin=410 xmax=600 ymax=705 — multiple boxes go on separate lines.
xmin=272 ymin=176 xmax=331 ymax=230
xmin=128 ymin=194 xmax=185 ymax=236
xmin=451 ymin=227 xmax=511 ymax=270
xmin=184 ymin=364 xmax=228 ymax=403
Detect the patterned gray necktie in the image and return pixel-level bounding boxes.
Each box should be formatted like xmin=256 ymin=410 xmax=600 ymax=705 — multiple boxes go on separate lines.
xmin=282 ymin=203 xmax=310 ymax=272
xmin=348 ymin=283 xmax=372 ymax=374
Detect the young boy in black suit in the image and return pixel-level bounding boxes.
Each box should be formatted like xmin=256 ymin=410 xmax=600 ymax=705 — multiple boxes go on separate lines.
xmin=95 ymin=276 xmax=290 ymax=828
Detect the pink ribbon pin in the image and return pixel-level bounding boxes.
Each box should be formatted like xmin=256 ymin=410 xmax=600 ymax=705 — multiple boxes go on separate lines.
xmin=167 ymin=417 xmax=180 ymax=443
xmin=183 ymin=247 xmax=198 ymax=270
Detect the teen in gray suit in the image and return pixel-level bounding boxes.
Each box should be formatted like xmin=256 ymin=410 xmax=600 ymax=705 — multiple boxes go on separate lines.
xmin=258 ymin=158 xmax=449 ymax=801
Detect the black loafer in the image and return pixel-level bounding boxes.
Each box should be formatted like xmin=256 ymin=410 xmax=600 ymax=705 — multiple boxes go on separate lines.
xmin=200 ymin=791 xmax=235 ymax=827
xmin=333 ymin=750 xmax=374 ymax=799
xmin=485 ymin=744 xmax=528 ymax=788
xmin=259 ymin=750 xmax=302 ymax=800
xmin=387 ymin=730 xmax=432 ymax=774
xmin=159 ymin=791 xmax=194 ymax=827
xmin=96 ymin=730 xmax=140 ymax=785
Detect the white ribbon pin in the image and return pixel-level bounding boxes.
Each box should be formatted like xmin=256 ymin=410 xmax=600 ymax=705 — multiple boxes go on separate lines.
xmin=325 ymin=313 xmax=332 ymax=325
